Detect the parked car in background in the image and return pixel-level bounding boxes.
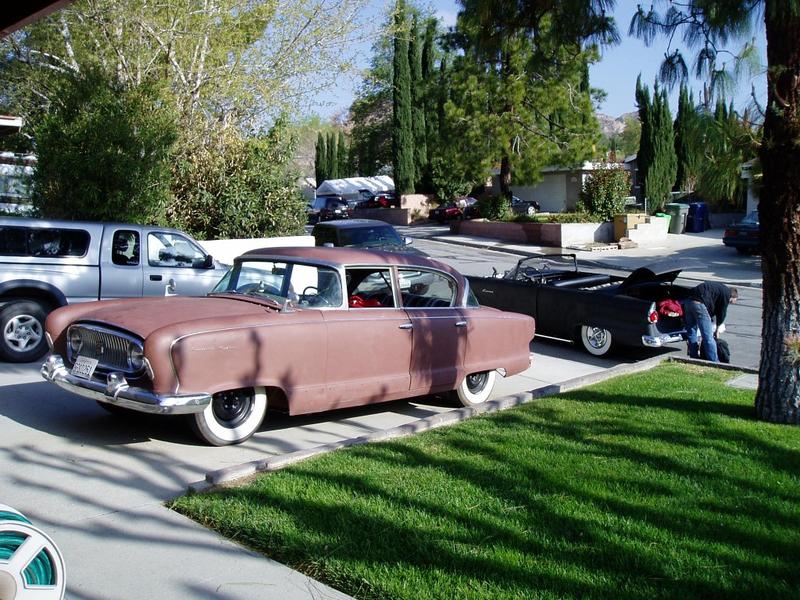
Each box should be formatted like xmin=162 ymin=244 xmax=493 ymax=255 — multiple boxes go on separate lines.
xmin=42 ymin=247 xmax=536 ymax=445
xmin=468 ymin=254 xmax=690 ymax=356
xmin=312 ymin=219 xmax=424 ymax=255
xmin=307 ymin=195 xmax=351 ymax=224
xmin=430 ymin=197 xmax=478 ymax=224
xmin=723 ymin=211 xmax=760 ymax=254
xmin=356 ymin=190 xmax=398 ymax=210
xmin=0 ymin=217 xmax=225 ymax=362
xmin=510 ymin=196 xmax=541 ymax=217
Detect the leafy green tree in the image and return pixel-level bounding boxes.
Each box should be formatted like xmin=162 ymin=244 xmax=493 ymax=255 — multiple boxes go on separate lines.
xmin=32 ymin=68 xmax=177 ymax=223
xmin=392 ymin=0 xmax=415 ymax=194
xmin=337 ymin=131 xmax=348 ymax=179
xmin=635 ymin=76 xmax=653 ymax=203
xmin=673 ymin=83 xmax=700 ymax=191
xmin=421 ymin=18 xmax=439 ymax=159
xmin=632 ymin=1 xmax=800 ymax=424
xmin=618 ymin=115 xmax=641 ymax=158
xmin=315 ymin=132 xmax=327 ymax=184
xmin=409 ymin=15 xmax=427 ymax=189
xmin=168 ymin=118 xmax=305 ymax=239
xmin=578 ymin=168 xmax=631 ymax=221
xmin=445 ymin=0 xmax=616 ymax=198
xmin=327 ymin=131 xmax=338 ymax=180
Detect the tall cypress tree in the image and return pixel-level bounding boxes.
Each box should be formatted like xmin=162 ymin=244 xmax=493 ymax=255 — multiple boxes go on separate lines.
xmin=645 ymin=86 xmax=677 ymax=212
xmin=635 ymin=75 xmax=653 ymax=204
xmin=674 ymin=83 xmax=698 ymax=191
xmin=315 ymin=132 xmax=326 ymax=184
xmin=392 ymin=0 xmax=415 ymax=195
xmin=409 ymin=14 xmax=427 ymax=188
xmin=327 ymin=131 xmax=337 ymax=180
xmin=421 ymin=18 xmax=438 ymax=155
xmin=337 ymin=130 xmax=347 ymax=179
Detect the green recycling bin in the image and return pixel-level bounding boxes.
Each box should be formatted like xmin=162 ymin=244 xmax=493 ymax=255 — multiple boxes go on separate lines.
xmin=654 ymin=211 xmax=671 ymax=231
xmin=664 ymin=203 xmax=689 ymax=234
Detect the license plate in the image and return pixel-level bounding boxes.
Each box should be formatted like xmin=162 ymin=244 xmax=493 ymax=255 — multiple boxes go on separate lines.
xmin=72 ymin=356 xmax=99 ymax=380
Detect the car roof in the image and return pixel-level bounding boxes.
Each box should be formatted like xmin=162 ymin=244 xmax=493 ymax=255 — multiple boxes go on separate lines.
xmin=312 ymin=219 xmax=395 ymax=230
xmin=238 ymin=246 xmax=464 ymax=280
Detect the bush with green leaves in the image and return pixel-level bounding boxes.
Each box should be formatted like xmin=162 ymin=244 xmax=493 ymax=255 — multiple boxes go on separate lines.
xmin=578 ymin=168 xmax=631 ymax=221
xmin=168 ymin=118 xmax=306 ymax=240
xmin=430 ymin=156 xmax=473 ymax=202
xmin=32 ymin=68 xmax=177 ymax=223
xmin=476 ymin=195 xmax=512 ymax=221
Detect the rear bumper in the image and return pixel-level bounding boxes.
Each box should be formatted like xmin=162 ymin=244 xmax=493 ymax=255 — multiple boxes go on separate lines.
xmin=41 ymin=355 xmax=211 ymax=415
xmin=642 ymin=332 xmax=685 ymax=348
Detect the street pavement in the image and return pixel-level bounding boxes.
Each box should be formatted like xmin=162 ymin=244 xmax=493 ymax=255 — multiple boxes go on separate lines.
xmin=0 ymin=227 xmax=762 ymax=600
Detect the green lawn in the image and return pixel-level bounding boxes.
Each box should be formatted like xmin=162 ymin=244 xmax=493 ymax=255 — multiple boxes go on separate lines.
xmin=171 ymin=363 xmax=800 ymax=599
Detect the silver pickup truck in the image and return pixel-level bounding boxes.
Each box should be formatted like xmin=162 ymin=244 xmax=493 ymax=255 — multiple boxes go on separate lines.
xmin=0 ymin=217 xmax=227 ymax=362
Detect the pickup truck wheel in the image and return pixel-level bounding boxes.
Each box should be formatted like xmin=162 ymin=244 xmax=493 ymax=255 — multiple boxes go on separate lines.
xmin=578 ymin=325 xmax=613 ymax=356
xmin=0 ymin=300 xmax=50 ymax=363
xmin=453 ymin=370 xmax=496 ymax=406
xmin=191 ymin=386 xmax=267 ymax=446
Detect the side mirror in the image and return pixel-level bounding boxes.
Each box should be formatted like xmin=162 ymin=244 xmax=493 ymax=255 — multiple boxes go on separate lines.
xmin=202 ymin=254 xmax=214 ymax=269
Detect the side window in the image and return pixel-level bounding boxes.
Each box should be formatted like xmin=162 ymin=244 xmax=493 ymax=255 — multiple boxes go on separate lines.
xmin=0 ymin=227 xmax=28 ymax=255
xmin=111 ymin=230 xmax=140 ymax=266
xmin=398 ymin=269 xmax=456 ymax=308
xmin=346 ymin=268 xmax=395 ymax=308
xmin=314 ymin=228 xmax=336 ymax=246
xmin=148 ymin=232 xmax=206 ymax=268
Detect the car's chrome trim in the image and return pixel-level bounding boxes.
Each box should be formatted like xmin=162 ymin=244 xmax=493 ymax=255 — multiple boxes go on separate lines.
xmin=41 ymin=354 xmax=210 ymax=415
xmin=642 ymin=333 xmax=685 ymax=347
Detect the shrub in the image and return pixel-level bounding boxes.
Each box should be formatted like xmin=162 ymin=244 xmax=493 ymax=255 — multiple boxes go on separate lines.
xmin=430 ymin=156 xmax=473 ymax=202
xmin=578 ymin=168 xmax=631 ymax=221
xmin=477 ymin=195 xmax=512 ymax=221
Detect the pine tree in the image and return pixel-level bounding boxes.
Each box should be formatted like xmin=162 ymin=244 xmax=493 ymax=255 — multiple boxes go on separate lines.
xmin=392 ymin=0 xmax=415 ymax=195
xmin=673 ymin=83 xmax=699 ymax=191
xmin=337 ymin=130 xmax=347 ymax=179
xmin=315 ymin=132 xmax=327 ymax=184
xmin=327 ymin=131 xmax=337 ymax=180
xmin=409 ymin=14 xmax=427 ymax=188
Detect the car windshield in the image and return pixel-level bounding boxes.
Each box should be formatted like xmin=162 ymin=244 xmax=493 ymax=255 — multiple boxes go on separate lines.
xmin=212 ymin=260 xmax=343 ymax=307
xmin=741 ymin=212 xmax=759 ymax=225
xmin=338 ymin=225 xmax=404 ymax=248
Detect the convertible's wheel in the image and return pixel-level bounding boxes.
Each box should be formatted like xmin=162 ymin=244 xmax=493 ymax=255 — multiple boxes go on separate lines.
xmin=579 ymin=325 xmax=613 ymax=356
xmin=191 ymin=387 xmax=267 ymax=446
xmin=0 ymin=300 xmax=50 ymax=363
xmin=453 ymin=370 xmax=496 ymax=406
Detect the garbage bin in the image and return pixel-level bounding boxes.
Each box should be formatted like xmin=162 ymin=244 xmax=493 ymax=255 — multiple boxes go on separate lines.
xmin=654 ymin=211 xmax=671 ymax=231
xmin=664 ymin=203 xmax=689 ymax=234
xmin=686 ymin=202 xmax=710 ymax=232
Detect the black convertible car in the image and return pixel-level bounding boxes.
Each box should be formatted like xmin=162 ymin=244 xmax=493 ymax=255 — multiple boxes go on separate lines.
xmin=468 ymin=255 xmax=690 ymax=356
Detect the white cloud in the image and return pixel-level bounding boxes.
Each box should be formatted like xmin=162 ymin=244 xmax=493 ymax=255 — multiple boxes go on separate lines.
xmin=435 ymin=9 xmax=457 ymax=28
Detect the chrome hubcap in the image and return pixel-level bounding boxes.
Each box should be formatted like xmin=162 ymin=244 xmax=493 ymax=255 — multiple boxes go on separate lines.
xmin=3 ymin=314 xmax=43 ymax=352
xmin=586 ymin=327 xmax=608 ymax=348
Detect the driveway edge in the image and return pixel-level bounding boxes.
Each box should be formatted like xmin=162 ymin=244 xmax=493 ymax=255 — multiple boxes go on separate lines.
xmin=190 ymin=354 xmax=684 ymax=493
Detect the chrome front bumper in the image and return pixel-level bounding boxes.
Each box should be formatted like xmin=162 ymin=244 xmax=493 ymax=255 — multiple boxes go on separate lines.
xmin=41 ymin=355 xmax=211 ymax=415
xmin=642 ymin=332 xmax=685 ymax=348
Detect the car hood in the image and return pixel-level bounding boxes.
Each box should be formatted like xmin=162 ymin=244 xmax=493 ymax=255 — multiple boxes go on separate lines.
xmin=617 ymin=260 xmax=690 ymax=291
xmin=72 ymin=296 xmax=275 ymax=339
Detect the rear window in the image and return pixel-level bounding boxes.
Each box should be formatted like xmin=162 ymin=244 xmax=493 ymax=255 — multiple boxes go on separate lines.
xmin=0 ymin=226 xmax=90 ymax=257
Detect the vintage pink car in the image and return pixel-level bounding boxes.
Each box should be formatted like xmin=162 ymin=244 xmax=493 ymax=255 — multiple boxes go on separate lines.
xmin=41 ymin=247 xmax=535 ymax=445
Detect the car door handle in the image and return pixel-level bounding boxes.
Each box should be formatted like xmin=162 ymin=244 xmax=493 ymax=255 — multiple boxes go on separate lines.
xmin=150 ymin=275 xmax=162 ymax=281
xmin=399 ymin=323 xmax=413 ymax=330
xmin=455 ymin=321 xmax=468 ymax=327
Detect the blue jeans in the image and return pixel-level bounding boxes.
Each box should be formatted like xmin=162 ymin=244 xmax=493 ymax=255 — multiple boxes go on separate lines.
xmin=683 ymin=300 xmax=718 ymax=362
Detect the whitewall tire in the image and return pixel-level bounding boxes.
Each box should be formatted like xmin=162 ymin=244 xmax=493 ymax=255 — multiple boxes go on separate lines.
xmin=191 ymin=387 xmax=267 ymax=446
xmin=579 ymin=325 xmax=613 ymax=356
xmin=454 ymin=371 xmax=496 ymax=406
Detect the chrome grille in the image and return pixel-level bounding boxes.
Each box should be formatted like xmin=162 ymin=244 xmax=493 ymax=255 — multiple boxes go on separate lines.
xmin=67 ymin=325 xmax=142 ymax=374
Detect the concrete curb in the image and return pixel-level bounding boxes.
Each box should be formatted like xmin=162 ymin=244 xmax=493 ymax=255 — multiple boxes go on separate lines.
xmin=189 ymin=353 xmax=698 ymax=493
xmin=426 ymin=235 xmax=764 ymax=289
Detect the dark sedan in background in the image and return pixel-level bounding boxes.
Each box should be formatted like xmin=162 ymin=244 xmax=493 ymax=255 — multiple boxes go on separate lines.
xmin=723 ymin=212 xmax=759 ymax=254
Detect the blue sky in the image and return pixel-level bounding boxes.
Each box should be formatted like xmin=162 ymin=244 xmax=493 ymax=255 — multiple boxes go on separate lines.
xmin=313 ymin=0 xmax=767 ymax=120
